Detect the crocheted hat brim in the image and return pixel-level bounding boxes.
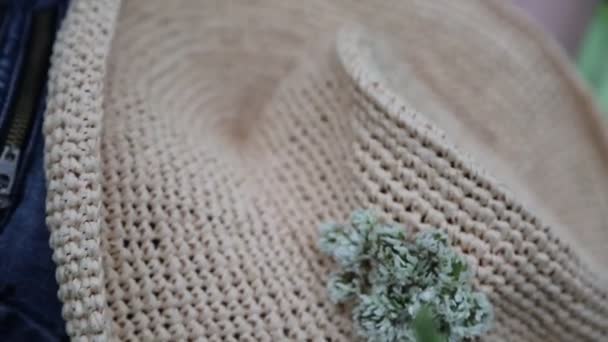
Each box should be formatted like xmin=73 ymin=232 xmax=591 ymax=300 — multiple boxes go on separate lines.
xmin=44 ymin=0 xmax=608 ymax=340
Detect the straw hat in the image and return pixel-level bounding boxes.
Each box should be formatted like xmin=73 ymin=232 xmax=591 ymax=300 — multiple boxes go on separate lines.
xmin=45 ymin=0 xmax=608 ymax=340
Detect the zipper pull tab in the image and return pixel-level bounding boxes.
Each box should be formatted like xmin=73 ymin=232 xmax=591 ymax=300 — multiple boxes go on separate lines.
xmin=0 ymin=145 xmax=20 ymax=209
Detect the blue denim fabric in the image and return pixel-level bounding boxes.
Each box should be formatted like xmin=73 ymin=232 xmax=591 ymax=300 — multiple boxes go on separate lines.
xmin=0 ymin=127 xmax=67 ymax=341
xmin=0 ymin=0 xmax=69 ymax=340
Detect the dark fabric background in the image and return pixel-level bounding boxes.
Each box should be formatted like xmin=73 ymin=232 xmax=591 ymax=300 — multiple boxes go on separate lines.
xmin=0 ymin=1 xmax=68 ymax=340
xmin=0 ymin=126 xmax=67 ymax=341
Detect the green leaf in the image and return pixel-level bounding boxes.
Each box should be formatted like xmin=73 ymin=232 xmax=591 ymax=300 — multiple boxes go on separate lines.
xmin=413 ymin=306 xmax=447 ymax=342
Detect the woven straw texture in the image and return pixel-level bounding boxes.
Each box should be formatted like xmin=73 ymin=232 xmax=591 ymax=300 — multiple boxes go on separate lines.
xmin=44 ymin=0 xmax=608 ymax=341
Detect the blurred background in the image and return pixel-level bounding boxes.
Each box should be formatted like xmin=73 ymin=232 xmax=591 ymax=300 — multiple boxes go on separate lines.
xmin=511 ymin=0 xmax=608 ymax=112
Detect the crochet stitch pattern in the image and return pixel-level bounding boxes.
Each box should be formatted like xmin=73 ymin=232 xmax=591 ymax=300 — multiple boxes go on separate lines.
xmin=44 ymin=0 xmax=608 ymax=340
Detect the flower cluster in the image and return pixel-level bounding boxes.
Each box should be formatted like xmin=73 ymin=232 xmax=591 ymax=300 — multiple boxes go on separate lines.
xmin=319 ymin=210 xmax=493 ymax=342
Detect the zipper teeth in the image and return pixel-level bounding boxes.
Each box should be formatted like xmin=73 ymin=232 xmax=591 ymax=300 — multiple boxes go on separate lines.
xmin=4 ymin=9 xmax=54 ymax=148
xmin=0 ymin=8 xmax=12 ymax=96
xmin=5 ymin=111 xmax=30 ymax=146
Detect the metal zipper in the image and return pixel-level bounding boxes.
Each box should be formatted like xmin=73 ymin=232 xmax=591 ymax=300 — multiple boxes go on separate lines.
xmin=0 ymin=8 xmax=55 ymax=214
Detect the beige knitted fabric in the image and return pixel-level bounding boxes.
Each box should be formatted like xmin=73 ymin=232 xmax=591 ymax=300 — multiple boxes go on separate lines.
xmin=44 ymin=0 xmax=608 ymax=341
